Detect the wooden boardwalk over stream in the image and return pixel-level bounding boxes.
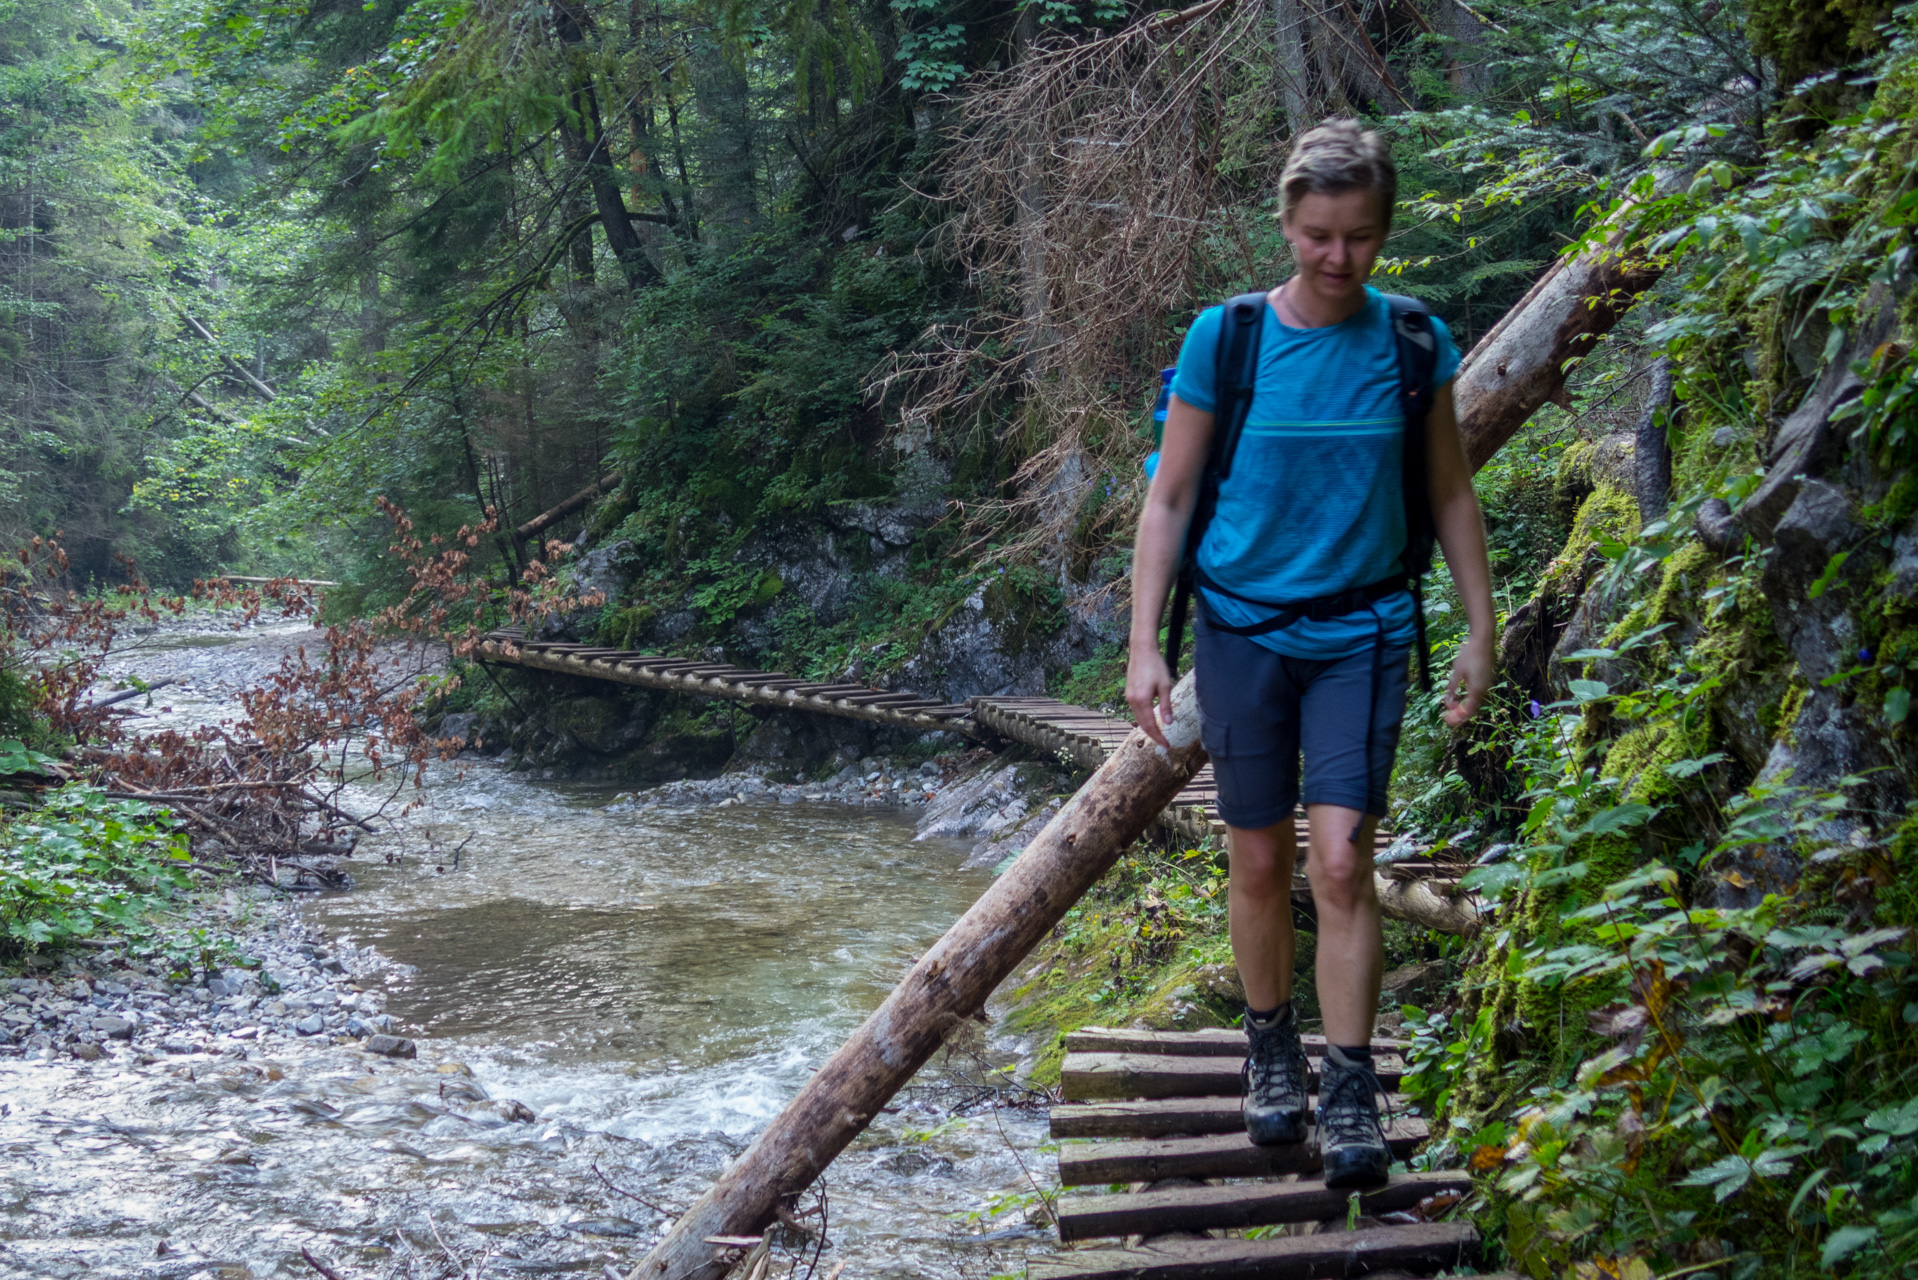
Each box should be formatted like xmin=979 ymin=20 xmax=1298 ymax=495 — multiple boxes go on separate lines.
xmin=476 ymin=628 xmax=1479 ymax=934
xmin=478 ymin=626 xmax=1233 ymax=839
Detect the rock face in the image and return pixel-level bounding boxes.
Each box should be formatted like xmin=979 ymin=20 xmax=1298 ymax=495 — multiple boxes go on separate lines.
xmin=534 ymin=540 xmax=637 ymax=641
xmin=914 ymin=761 xmax=1072 ymax=867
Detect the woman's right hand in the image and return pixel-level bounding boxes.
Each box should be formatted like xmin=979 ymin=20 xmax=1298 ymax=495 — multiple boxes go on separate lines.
xmin=1126 ymin=645 xmax=1176 ymax=749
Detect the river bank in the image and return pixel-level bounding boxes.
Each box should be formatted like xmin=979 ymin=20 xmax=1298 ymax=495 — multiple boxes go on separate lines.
xmin=0 ymin=620 xmax=1069 ymax=1280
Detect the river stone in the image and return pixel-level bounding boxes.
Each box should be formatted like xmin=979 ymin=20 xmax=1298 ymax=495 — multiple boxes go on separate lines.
xmin=363 ymin=1033 xmax=417 ymax=1058
xmin=70 ymin=1042 xmax=103 ymax=1061
xmin=93 ymin=1014 xmax=135 ymax=1040
xmin=294 ymin=1013 xmax=326 ymax=1036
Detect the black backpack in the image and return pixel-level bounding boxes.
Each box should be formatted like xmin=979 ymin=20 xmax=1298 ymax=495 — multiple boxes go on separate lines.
xmin=1162 ymin=290 xmax=1440 ymax=690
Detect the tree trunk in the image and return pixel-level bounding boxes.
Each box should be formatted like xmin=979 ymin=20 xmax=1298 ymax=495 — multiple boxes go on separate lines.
xmin=1452 ymin=184 xmax=1674 ymax=473
xmin=1634 ymin=356 xmax=1675 ymax=522
xmin=552 ymin=1 xmax=662 ymax=291
xmin=1013 ymin=6 xmax=1054 ymax=370
xmin=517 ymin=472 xmax=621 ymax=542
xmin=1272 ymin=0 xmax=1314 ymax=135
xmin=628 ymin=672 xmax=1211 ymax=1280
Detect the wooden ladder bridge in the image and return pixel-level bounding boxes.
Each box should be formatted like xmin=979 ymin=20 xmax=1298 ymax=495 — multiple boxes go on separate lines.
xmin=477 ymin=628 xmax=1478 ymax=935
xmin=1035 ymin=1025 xmax=1509 ymax=1280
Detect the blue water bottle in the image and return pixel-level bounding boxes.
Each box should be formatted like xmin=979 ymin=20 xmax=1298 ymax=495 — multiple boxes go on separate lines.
xmin=1144 ymin=367 xmax=1175 ymax=481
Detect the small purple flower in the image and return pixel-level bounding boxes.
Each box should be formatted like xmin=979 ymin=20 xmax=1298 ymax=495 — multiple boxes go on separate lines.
xmin=1859 ymin=648 xmax=1873 ymax=663
xmin=1528 ymin=700 xmax=1543 ymax=719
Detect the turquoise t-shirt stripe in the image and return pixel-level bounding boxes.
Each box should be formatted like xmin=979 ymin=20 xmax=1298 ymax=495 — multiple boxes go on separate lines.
xmin=1167 ymin=286 xmax=1461 ymax=660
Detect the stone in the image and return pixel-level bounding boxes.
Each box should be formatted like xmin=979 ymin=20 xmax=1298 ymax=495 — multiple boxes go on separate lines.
xmin=363 ymin=1033 xmax=417 ymax=1058
xmin=294 ymin=1013 xmax=326 ymax=1036
xmin=93 ymin=1015 xmax=135 ymax=1040
xmin=205 ymin=978 xmax=230 ymax=999
xmin=71 ymin=1042 xmax=103 ymax=1061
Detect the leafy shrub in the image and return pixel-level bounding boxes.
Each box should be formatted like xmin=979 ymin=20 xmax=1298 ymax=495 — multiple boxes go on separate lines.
xmin=0 ymin=787 xmax=193 ymax=959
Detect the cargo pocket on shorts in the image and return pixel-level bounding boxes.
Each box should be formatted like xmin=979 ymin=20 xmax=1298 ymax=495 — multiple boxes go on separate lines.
xmin=1199 ymin=712 xmax=1230 ymax=758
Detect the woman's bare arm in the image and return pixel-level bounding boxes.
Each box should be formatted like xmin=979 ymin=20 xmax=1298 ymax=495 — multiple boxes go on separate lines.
xmin=1126 ymin=394 xmax=1214 ymax=746
xmin=1424 ymin=382 xmax=1496 ymax=726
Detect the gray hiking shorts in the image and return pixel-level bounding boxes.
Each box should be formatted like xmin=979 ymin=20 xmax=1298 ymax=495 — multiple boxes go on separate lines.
xmin=1193 ymin=615 xmax=1411 ymax=828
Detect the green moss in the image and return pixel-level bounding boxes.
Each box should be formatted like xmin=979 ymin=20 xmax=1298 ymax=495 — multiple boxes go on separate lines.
xmin=1549 ymin=439 xmax=1598 ymax=527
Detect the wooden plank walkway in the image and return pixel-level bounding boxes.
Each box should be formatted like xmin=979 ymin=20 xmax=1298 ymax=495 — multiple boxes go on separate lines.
xmin=479 ymin=630 xmax=1327 ymax=848
xmin=1041 ymin=1027 xmax=1490 ymax=1279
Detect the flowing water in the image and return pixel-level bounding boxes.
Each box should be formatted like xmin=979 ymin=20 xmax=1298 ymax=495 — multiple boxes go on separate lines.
xmin=0 ymin=621 xmax=1057 ymax=1279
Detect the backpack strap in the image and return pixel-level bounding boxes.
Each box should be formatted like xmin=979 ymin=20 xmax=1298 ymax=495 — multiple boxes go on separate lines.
xmin=1383 ymin=293 xmax=1438 ymax=692
xmin=1164 ymin=292 xmax=1267 ymax=676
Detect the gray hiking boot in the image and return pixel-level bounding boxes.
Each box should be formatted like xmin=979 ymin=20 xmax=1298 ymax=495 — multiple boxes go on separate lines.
xmin=1318 ymin=1043 xmax=1392 ymax=1188
xmin=1241 ymin=1008 xmax=1308 ymax=1146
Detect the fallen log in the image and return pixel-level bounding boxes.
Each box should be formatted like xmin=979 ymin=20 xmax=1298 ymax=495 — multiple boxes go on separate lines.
xmin=516 ymin=472 xmax=621 ymax=541
xmin=629 ymin=671 xmax=1211 ymax=1280
xmin=174 ymin=307 xmax=279 ymax=403
xmin=1453 ymin=179 xmax=1676 ymax=473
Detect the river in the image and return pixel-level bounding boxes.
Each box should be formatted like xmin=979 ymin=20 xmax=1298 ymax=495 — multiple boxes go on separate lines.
xmin=0 ymin=620 xmax=1057 ymax=1279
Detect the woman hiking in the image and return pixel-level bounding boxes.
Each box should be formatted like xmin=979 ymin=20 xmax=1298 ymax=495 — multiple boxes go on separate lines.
xmin=1126 ymin=119 xmax=1495 ymax=1189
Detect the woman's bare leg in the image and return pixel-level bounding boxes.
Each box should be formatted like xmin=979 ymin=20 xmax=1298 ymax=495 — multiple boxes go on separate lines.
xmin=1226 ymin=819 xmax=1298 ymax=1010
xmin=1303 ymin=804 xmax=1382 ymax=1047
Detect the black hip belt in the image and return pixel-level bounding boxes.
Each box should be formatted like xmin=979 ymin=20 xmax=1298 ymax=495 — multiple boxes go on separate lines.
xmin=1193 ymin=569 xmax=1409 ymax=638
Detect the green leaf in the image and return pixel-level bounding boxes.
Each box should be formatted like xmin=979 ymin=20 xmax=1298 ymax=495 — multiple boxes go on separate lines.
xmin=1567 ymin=678 xmax=1610 ymax=702
xmin=1808 ymin=550 xmax=1849 ymax=599
xmin=1864 ymin=1098 xmax=1918 ymax=1137
xmin=1886 ymin=686 xmax=1910 ymax=726
xmin=1577 ymin=804 xmax=1657 ymax=839
xmin=1820 ymin=1225 xmax=1878 ymax=1268
xmin=1664 ymin=752 xmax=1729 ymax=779
xmin=1461 ymin=863 xmax=1529 ymax=898
xmin=1677 ymin=1154 xmax=1753 ymax=1200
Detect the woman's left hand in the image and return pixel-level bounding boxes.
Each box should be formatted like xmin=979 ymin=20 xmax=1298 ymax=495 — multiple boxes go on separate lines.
xmin=1443 ymin=633 xmax=1494 ymax=727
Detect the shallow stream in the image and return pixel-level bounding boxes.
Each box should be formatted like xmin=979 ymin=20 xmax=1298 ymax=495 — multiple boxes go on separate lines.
xmin=0 ymin=621 xmax=1056 ymax=1279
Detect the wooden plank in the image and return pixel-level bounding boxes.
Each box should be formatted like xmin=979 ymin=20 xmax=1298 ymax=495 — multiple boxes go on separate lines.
xmin=1051 ymin=1096 xmax=1245 ymax=1140
xmin=1064 ymin=1029 xmax=1407 ymax=1058
xmin=1026 ymin=1221 xmax=1479 ymax=1279
xmin=1049 ymin=1094 xmax=1408 ymax=1140
xmin=1055 ymin=1168 xmax=1472 ymax=1241
xmin=1055 ymin=1120 xmax=1429 ymax=1186
xmin=1061 ymin=1052 xmax=1403 ymax=1102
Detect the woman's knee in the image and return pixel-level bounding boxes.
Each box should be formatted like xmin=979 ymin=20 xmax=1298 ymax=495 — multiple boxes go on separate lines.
xmin=1227 ymin=832 xmax=1295 ymax=898
xmin=1308 ymin=846 xmax=1376 ymax=910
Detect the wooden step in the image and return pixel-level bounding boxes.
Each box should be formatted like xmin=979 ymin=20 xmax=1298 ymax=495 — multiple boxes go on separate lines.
xmin=1049 ymin=1094 xmax=1409 ymax=1141
xmin=1055 ymin=1168 xmax=1472 ymax=1242
xmin=1064 ymin=1028 xmax=1408 ymax=1058
xmin=1062 ymin=1052 xmax=1404 ymax=1102
xmin=1056 ymin=1120 xmax=1429 ymax=1186
xmin=1026 ymin=1221 xmax=1480 ymax=1279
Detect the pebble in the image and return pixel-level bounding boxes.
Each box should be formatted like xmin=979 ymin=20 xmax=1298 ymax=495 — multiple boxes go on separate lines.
xmin=363 ymin=1032 xmax=417 ymax=1058
xmin=606 ymin=752 xmax=964 ymax=816
xmin=0 ymin=893 xmax=414 ymax=1066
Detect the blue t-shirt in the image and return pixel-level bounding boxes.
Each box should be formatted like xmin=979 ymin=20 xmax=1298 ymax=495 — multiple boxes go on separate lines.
xmin=1168 ymin=286 xmax=1461 ymax=659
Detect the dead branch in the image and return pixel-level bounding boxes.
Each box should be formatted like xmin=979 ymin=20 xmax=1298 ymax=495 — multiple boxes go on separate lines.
xmin=875 ymin=0 xmax=1275 ymax=576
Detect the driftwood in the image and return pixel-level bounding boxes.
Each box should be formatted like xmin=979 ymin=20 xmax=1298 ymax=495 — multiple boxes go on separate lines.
xmin=1453 ymin=183 xmax=1674 ymax=472
xmin=629 ymin=671 xmax=1211 ymax=1280
xmin=516 ymin=473 xmax=621 ymax=541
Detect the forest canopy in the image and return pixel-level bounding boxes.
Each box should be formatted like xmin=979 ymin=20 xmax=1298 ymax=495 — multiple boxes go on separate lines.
xmin=1 ymin=0 xmax=1817 ymax=602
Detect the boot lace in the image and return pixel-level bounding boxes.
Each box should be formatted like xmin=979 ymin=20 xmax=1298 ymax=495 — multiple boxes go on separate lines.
xmin=1318 ymin=1052 xmax=1393 ymax=1149
xmin=1242 ymin=1018 xmax=1307 ymax=1108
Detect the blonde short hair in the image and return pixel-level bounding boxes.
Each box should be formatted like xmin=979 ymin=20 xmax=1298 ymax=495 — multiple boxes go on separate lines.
xmin=1279 ymin=119 xmax=1397 ymax=229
